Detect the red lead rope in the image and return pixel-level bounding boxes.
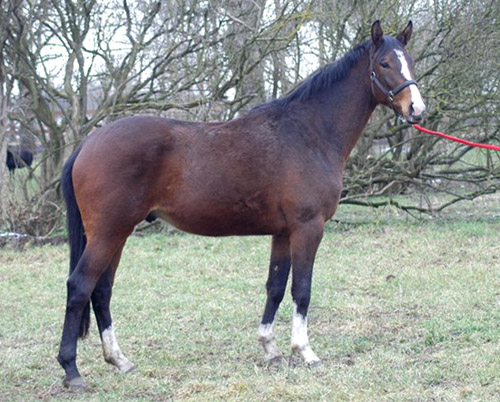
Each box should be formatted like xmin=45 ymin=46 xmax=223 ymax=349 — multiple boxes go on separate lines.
xmin=413 ymin=124 xmax=500 ymax=152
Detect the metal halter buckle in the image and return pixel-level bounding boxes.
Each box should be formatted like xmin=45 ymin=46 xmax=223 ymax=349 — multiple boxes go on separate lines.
xmin=370 ymin=70 xmax=418 ymax=103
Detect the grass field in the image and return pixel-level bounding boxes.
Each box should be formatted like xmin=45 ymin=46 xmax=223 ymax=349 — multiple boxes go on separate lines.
xmin=1 ymin=197 xmax=500 ymax=401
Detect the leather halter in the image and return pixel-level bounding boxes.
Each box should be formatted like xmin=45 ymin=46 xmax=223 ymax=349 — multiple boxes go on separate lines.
xmin=370 ymin=70 xmax=418 ymax=102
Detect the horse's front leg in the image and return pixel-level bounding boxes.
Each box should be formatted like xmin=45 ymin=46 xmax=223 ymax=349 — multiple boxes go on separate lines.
xmin=289 ymin=218 xmax=324 ymax=365
xmin=258 ymin=234 xmax=291 ymax=362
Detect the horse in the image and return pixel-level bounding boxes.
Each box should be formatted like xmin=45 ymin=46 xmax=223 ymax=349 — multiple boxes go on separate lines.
xmin=6 ymin=148 xmax=33 ymax=172
xmin=57 ymin=20 xmax=425 ymax=388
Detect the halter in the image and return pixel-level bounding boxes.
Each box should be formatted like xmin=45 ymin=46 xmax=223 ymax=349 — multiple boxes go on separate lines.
xmin=370 ymin=70 xmax=418 ymax=103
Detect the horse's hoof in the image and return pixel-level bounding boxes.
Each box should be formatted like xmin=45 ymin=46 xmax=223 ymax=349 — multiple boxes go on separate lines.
xmin=121 ymin=363 xmax=137 ymax=374
xmin=266 ymin=355 xmax=284 ymax=367
xmin=63 ymin=376 xmax=86 ymax=389
xmin=306 ymin=359 xmax=321 ymax=368
xmin=105 ymin=356 xmax=137 ymax=373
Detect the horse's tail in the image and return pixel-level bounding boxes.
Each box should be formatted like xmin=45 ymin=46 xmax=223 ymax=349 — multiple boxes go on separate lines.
xmin=61 ymin=146 xmax=90 ymax=339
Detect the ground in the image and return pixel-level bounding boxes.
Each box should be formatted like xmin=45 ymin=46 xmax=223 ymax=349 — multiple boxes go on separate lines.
xmin=1 ymin=195 xmax=500 ymax=401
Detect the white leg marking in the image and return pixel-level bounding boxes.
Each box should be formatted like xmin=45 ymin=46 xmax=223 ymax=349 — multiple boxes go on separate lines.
xmin=102 ymin=325 xmax=135 ymax=372
xmin=291 ymin=303 xmax=320 ymax=364
xmin=394 ymin=49 xmax=426 ymax=116
xmin=258 ymin=322 xmax=282 ymax=360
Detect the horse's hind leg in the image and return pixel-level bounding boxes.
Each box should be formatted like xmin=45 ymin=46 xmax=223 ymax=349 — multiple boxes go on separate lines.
xmin=57 ymin=236 xmax=128 ymax=388
xmin=91 ymin=243 xmax=135 ymax=373
xmin=258 ymin=234 xmax=291 ymax=362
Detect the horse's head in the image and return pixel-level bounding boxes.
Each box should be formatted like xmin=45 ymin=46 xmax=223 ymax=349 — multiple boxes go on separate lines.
xmin=369 ymin=20 xmax=426 ymax=124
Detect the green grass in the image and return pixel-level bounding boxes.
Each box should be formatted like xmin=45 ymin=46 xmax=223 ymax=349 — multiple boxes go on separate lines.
xmin=1 ymin=198 xmax=500 ymax=401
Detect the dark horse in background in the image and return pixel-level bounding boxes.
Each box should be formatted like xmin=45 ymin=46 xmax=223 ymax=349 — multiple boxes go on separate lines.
xmin=6 ymin=148 xmax=33 ymax=172
xmin=58 ymin=21 xmax=425 ymax=388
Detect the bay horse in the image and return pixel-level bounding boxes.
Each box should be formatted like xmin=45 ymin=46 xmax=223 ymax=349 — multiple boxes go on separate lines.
xmin=58 ymin=20 xmax=425 ymax=388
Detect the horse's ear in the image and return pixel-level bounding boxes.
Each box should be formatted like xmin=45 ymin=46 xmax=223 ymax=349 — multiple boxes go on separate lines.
xmin=371 ymin=20 xmax=384 ymax=47
xmin=397 ymin=21 xmax=413 ymax=46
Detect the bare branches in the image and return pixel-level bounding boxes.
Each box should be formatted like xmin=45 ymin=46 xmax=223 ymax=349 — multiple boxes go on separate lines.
xmin=335 ymin=1 xmax=500 ymax=214
xmin=1 ymin=0 xmax=500 ymax=233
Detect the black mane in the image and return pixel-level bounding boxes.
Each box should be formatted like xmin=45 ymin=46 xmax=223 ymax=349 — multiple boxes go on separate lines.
xmin=277 ymin=40 xmax=371 ymax=106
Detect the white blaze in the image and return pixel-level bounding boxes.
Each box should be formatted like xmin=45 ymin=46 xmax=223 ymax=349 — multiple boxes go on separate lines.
xmin=394 ymin=49 xmax=426 ymax=116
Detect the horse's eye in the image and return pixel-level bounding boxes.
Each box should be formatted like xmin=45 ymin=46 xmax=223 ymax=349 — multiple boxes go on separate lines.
xmin=380 ymin=61 xmax=390 ymax=68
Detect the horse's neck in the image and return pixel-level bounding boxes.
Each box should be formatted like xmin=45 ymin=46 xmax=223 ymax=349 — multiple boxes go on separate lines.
xmin=302 ymin=52 xmax=377 ymax=163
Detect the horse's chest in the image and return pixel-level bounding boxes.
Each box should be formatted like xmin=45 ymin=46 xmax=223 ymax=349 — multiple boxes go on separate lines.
xmin=282 ymin=164 xmax=342 ymax=222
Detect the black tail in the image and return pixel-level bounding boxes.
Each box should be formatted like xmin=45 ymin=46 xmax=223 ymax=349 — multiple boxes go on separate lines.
xmin=61 ymin=147 xmax=90 ymax=339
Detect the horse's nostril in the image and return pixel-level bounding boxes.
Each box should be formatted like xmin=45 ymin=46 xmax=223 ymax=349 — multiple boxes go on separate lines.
xmin=410 ymin=102 xmax=426 ymax=118
xmin=409 ymin=104 xmax=423 ymax=121
xmin=406 ymin=108 xmax=423 ymax=123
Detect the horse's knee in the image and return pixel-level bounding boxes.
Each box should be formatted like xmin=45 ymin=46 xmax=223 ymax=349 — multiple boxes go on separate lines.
xmin=267 ymin=284 xmax=286 ymax=305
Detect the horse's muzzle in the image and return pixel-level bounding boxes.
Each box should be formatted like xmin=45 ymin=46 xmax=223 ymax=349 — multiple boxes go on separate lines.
xmin=406 ymin=113 xmax=423 ymax=124
xmin=406 ymin=102 xmax=425 ymax=124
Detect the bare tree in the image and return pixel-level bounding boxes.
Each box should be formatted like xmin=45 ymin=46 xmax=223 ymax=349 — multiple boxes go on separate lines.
xmin=1 ymin=0 xmax=499 ymax=234
xmin=296 ymin=0 xmax=500 ymax=213
xmin=0 ymin=0 xmax=24 ymax=220
xmin=1 ymin=0 xmax=310 ymax=234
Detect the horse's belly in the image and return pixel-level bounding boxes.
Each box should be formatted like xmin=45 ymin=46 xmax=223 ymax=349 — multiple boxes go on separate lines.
xmin=151 ymin=199 xmax=282 ymax=237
